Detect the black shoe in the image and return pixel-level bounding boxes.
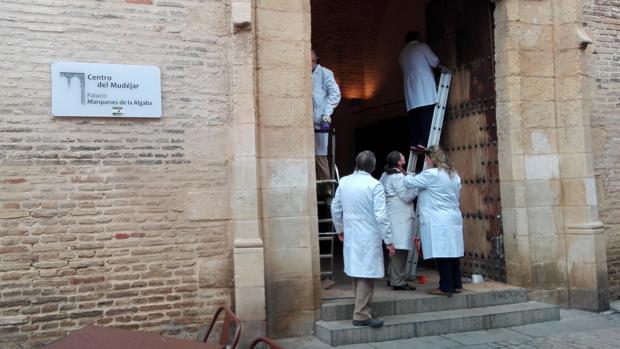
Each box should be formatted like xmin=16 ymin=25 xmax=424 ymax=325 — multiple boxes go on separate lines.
xmin=392 ymin=284 xmax=416 ymax=291
xmin=352 ymin=318 xmax=384 ymax=328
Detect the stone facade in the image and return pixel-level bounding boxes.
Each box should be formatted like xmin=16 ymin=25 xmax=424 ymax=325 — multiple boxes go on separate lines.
xmin=495 ymin=0 xmax=608 ymax=310
xmin=583 ymin=0 xmax=620 ymax=299
xmin=255 ymin=0 xmax=320 ymax=338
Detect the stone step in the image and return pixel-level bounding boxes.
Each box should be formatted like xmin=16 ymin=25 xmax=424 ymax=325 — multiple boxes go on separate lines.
xmin=320 ymin=288 xmax=528 ymax=321
xmin=315 ymin=301 xmax=560 ymax=346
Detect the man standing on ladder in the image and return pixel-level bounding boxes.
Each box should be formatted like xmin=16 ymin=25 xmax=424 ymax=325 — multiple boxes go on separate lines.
xmin=399 ymin=31 xmax=448 ymax=153
xmin=312 ymin=49 xmax=341 ymax=200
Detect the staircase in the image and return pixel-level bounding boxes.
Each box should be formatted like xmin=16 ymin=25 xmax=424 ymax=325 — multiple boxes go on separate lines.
xmin=315 ymin=285 xmax=559 ymax=346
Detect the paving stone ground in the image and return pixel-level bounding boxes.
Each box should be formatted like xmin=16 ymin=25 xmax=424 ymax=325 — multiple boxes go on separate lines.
xmin=277 ymin=308 xmax=620 ymax=349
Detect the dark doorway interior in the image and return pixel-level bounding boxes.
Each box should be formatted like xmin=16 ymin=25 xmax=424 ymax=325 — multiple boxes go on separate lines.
xmin=312 ymin=0 xmax=505 ymax=285
xmin=355 ymin=116 xmax=409 ymax=178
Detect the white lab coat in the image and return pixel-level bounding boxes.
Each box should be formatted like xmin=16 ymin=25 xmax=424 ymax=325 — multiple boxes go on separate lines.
xmin=399 ymin=41 xmax=440 ymax=111
xmin=379 ymin=172 xmax=418 ymax=251
xmin=312 ymin=65 xmax=341 ymax=156
xmin=331 ymin=171 xmax=393 ymax=278
xmin=403 ymin=168 xmax=464 ymax=259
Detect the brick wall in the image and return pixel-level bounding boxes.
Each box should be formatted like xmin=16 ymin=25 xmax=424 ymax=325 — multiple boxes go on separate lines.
xmin=0 ymin=1 xmax=234 ymax=347
xmin=584 ymin=0 xmax=620 ymax=299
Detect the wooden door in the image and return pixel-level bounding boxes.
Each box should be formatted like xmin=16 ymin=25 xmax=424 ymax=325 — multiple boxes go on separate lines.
xmin=426 ymin=0 xmax=505 ymax=281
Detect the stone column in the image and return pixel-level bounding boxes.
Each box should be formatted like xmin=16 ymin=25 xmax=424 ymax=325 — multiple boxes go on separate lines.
xmin=229 ymin=0 xmax=267 ymax=343
xmin=495 ymin=0 xmax=608 ymax=310
xmin=552 ymin=0 xmax=608 ymax=310
xmin=255 ymin=0 xmax=321 ymax=337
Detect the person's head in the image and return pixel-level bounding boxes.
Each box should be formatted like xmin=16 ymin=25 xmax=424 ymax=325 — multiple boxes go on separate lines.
xmin=355 ymin=150 xmax=376 ymax=174
xmin=405 ymin=31 xmax=422 ymax=44
xmin=311 ymin=49 xmax=319 ymax=70
xmin=425 ymin=145 xmax=454 ymax=177
xmin=384 ymin=151 xmax=405 ymax=174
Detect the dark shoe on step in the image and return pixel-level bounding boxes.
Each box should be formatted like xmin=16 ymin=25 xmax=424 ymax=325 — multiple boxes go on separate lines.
xmin=352 ymin=318 xmax=384 ymax=328
xmin=392 ymin=284 xmax=416 ymax=291
xmin=454 ymin=288 xmax=462 ymax=294
xmin=429 ymin=288 xmax=452 ymax=297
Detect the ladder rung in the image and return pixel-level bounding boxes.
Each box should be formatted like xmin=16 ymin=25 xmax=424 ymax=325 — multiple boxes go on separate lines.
xmin=319 ymin=236 xmax=334 ymax=241
xmin=318 ymin=219 xmax=332 ymax=223
xmin=320 ymin=271 xmax=333 ymax=276
xmin=316 ymin=179 xmax=338 ymax=185
xmin=320 ymin=254 xmax=333 ymax=259
xmin=319 ymin=231 xmax=338 ymax=236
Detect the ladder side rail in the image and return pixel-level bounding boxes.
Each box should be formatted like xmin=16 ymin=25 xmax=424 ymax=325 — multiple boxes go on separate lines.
xmin=407 ymin=151 xmax=417 ymax=173
xmin=431 ymin=73 xmax=450 ymax=146
xmin=428 ymin=73 xmax=450 ymax=147
xmin=426 ymin=73 xmax=446 ymax=146
xmin=431 ymin=73 xmax=451 ymax=146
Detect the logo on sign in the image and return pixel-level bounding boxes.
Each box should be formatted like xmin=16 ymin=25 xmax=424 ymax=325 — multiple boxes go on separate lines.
xmin=59 ymin=72 xmax=86 ymax=105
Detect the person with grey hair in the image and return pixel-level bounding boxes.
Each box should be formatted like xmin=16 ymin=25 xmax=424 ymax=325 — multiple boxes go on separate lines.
xmin=331 ymin=150 xmax=395 ymax=328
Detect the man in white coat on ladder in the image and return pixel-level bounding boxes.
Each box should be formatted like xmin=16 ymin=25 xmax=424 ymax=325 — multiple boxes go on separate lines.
xmin=331 ymin=151 xmax=396 ymax=328
xmin=312 ymin=49 xmax=341 ymax=200
xmin=399 ymin=31 xmax=448 ymax=153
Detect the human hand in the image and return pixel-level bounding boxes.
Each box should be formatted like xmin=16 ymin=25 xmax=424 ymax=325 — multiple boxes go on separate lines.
xmin=440 ymin=65 xmax=450 ymax=74
xmin=414 ymin=238 xmax=421 ymax=253
xmin=386 ymin=244 xmax=396 ymax=257
xmin=338 ymin=232 xmax=344 ymax=242
xmin=321 ymin=114 xmax=332 ymax=124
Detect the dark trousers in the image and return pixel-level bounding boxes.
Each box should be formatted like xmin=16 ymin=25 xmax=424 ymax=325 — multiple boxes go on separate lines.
xmin=408 ymin=104 xmax=436 ymax=147
xmin=436 ymin=258 xmax=462 ymax=293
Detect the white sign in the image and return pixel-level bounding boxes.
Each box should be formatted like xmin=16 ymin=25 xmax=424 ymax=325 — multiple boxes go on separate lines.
xmin=51 ymin=61 xmax=162 ymax=118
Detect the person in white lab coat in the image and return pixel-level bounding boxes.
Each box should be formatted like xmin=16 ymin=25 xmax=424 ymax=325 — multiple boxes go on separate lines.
xmin=403 ymin=145 xmax=464 ymax=296
xmin=312 ymin=49 xmax=341 ymax=198
xmin=399 ymin=31 xmax=447 ymax=152
xmin=331 ymin=151 xmax=395 ymax=328
xmin=379 ymin=151 xmax=419 ymax=290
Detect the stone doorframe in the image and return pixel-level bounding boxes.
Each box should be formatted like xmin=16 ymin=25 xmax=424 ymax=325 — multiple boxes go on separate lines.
xmin=229 ymin=0 xmax=320 ymax=342
xmin=493 ymin=0 xmax=608 ymax=310
xmin=229 ymin=0 xmax=610 ymax=344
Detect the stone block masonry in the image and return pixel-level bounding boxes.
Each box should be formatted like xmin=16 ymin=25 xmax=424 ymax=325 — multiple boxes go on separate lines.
xmin=0 ymin=0 xmax=234 ymax=347
xmin=584 ymin=0 xmax=620 ymax=299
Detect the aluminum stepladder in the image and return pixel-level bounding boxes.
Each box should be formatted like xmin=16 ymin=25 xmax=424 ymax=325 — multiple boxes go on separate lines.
xmin=317 ymin=128 xmax=340 ymax=281
xmin=404 ymin=72 xmax=452 ymax=278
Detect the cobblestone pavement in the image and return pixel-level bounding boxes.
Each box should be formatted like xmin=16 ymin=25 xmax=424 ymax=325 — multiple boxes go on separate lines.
xmin=277 ymin=309 xmax=620 ymax=349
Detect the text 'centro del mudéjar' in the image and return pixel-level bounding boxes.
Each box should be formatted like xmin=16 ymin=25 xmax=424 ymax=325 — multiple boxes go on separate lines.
xmin=87 ymin=74 xmax=140 ymax=90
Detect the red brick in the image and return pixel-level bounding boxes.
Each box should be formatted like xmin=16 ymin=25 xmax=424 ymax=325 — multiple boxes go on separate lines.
xmin=114 ymin=233 xmax=130 ymax=239
xmin=1 ymin=178 xmax=26 ymax=184
xmin=0 ymin=246 xmax=28 ymax=254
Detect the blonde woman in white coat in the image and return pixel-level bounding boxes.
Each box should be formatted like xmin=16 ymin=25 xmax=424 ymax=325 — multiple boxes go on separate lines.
xmin=379 ymin=151 xmax=419 ymax=291
xmin=403 ymin=146 xmax=464 ymax=296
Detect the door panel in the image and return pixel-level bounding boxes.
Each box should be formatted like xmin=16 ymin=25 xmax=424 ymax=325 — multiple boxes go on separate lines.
xmin=426 ymin=0 xmax=505 ymax=281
